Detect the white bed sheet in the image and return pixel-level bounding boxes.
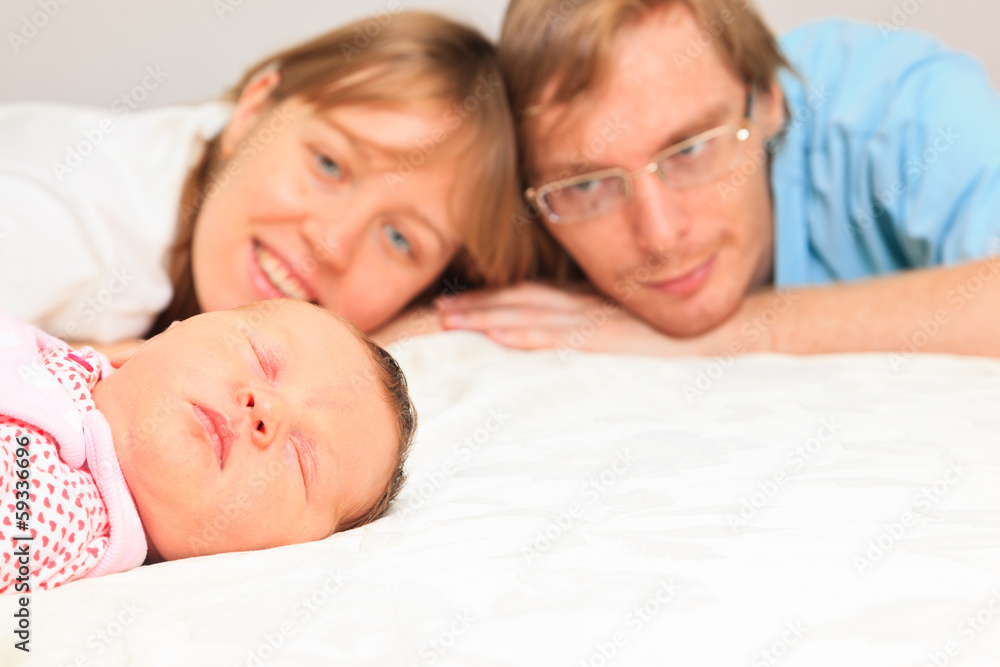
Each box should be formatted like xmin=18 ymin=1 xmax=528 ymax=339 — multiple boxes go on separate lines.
xmin=4 ymin=332 xmax=1000 ymax=666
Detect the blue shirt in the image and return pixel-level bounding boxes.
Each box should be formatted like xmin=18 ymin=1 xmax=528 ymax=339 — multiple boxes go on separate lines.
xmin=771 ymin=20 xmax=1000 ymax=287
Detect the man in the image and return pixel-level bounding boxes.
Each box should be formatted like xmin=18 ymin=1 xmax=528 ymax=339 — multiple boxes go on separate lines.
xmin=437 ymin=0 xmax=1000 ymax=357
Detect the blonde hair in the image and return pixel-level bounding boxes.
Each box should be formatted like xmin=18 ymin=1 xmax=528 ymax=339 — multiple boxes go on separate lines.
xmin=150 ymin=11 xmax=563 ymax=337
xmin=499 ymin=0 xmax=791 ymax=177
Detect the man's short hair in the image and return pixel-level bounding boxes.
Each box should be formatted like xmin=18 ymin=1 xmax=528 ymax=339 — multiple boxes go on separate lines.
xmin=499 ymin=0 xmax=791 ymax=176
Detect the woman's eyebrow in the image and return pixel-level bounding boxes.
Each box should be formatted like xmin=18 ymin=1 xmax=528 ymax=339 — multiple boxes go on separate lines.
xmin=319 ymin=116 xmax=413 ymax=164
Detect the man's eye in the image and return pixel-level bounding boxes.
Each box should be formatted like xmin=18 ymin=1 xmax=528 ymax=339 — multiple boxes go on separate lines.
xmin=383 ymin=224 xmax=413 ymax=255
xmin=570 ymin=178 xmax=603 ymax=193
xmin=675 ymin=140 xmax=708 ymax=158
xmin=316 ymin=153 xmax=343 ymax=180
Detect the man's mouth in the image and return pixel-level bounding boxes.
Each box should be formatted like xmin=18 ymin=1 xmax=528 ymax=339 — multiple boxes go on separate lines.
xmin=193 ymin=405 xmax=235 ymax=469
xmin=644 ymin=254 xmax=717 ymax=298
xmin=250 ymin=241 xmax=314 ymax=301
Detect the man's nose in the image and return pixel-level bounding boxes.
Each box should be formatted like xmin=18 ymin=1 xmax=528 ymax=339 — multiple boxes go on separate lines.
xmin=236 ymin=386 xmax=287 ymax=451
xmin=627 ymin=175 xmax=690 ymax=256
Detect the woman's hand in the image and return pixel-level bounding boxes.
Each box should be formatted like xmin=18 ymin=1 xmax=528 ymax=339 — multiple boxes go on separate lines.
xmin=369 ymin=307 xmax=445 ymax=348
xmin=436 ymin=282 xmax=698 ymax=357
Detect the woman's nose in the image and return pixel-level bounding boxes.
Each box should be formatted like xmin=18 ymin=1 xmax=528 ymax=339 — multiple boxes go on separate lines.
xmin=301 ymin=214 xmax=368 ymax=274
xmin=236 ymin=386 xmax=287 ymax=450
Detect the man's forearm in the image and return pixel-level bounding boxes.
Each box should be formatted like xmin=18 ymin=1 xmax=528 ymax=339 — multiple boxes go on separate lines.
xmin=730 ymin=257 xmax=1000 ymax=356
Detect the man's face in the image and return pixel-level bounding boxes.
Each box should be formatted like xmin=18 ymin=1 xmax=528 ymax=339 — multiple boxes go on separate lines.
xmin=527 ymin=3 xmax=783 ymax=337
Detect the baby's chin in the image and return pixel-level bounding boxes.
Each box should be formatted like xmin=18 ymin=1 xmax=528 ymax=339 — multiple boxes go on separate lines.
xmin=139 ymin=525 xmax=204 ymax=563
xmin=128 ymin=496 xmax=169 ymax=563
xmin=142 ymin=530 xmax=164 ymax=564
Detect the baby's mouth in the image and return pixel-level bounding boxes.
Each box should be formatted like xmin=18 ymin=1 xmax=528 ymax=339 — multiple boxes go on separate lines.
xmin=193 ymin=405 xmax=235 ymax=469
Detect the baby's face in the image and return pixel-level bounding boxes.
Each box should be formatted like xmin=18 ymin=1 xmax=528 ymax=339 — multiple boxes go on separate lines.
xmin=92 ymin=300 xmax=397 ymax=561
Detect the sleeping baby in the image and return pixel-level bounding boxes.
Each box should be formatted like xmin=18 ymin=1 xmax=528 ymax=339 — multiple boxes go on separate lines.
xmin=0 ymin=299 xmax=413 ymax=593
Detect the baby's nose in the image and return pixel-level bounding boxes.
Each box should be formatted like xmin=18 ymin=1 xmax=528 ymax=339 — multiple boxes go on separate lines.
xmin=236 ymin=387 xmax=287 ymax=450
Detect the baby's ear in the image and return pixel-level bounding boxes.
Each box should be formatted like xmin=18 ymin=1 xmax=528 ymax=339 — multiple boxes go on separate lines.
xmin=108 ymin=346 xmax=140 ymax=369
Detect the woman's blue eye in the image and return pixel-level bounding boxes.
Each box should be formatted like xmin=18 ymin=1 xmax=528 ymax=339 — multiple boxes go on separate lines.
xmin=383 ymin=224 xmax=413 ymax=255
xmin=316 ymin=153 xmax=343 ymax=179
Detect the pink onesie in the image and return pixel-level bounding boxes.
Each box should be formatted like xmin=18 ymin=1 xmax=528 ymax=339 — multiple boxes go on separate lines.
xmin=0 ymin=315 xmax=146 ymax=593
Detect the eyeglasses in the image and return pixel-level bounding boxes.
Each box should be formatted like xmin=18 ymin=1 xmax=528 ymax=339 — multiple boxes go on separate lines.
xmin=526 ymin=92 xmax=755 ymax=224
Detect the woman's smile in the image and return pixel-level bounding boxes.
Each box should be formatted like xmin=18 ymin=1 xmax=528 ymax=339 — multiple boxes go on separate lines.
xmin=249 ymin=240 xmax=315 ymax=302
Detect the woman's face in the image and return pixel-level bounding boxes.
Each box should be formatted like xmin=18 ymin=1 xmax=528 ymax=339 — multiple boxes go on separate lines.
xmin=192 ymin=81 xmax=465 ymax=332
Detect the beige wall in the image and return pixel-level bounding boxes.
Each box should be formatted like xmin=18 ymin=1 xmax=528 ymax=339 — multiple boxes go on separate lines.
xmin=1 ymin=0 xmax=996 ymax=106
xmin=0 ymin=0 xmax=507 ymax=107
xmin=756 ymin=0 xmax=999 ymax=87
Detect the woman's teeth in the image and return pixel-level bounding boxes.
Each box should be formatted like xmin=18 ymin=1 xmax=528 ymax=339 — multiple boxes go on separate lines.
xmin=255 ymin=244 xmax=311 ymax=301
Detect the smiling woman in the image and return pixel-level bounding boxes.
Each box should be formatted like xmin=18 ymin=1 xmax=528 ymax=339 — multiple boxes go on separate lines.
xmin=0 ymin=11 xmax=562 ymax=344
